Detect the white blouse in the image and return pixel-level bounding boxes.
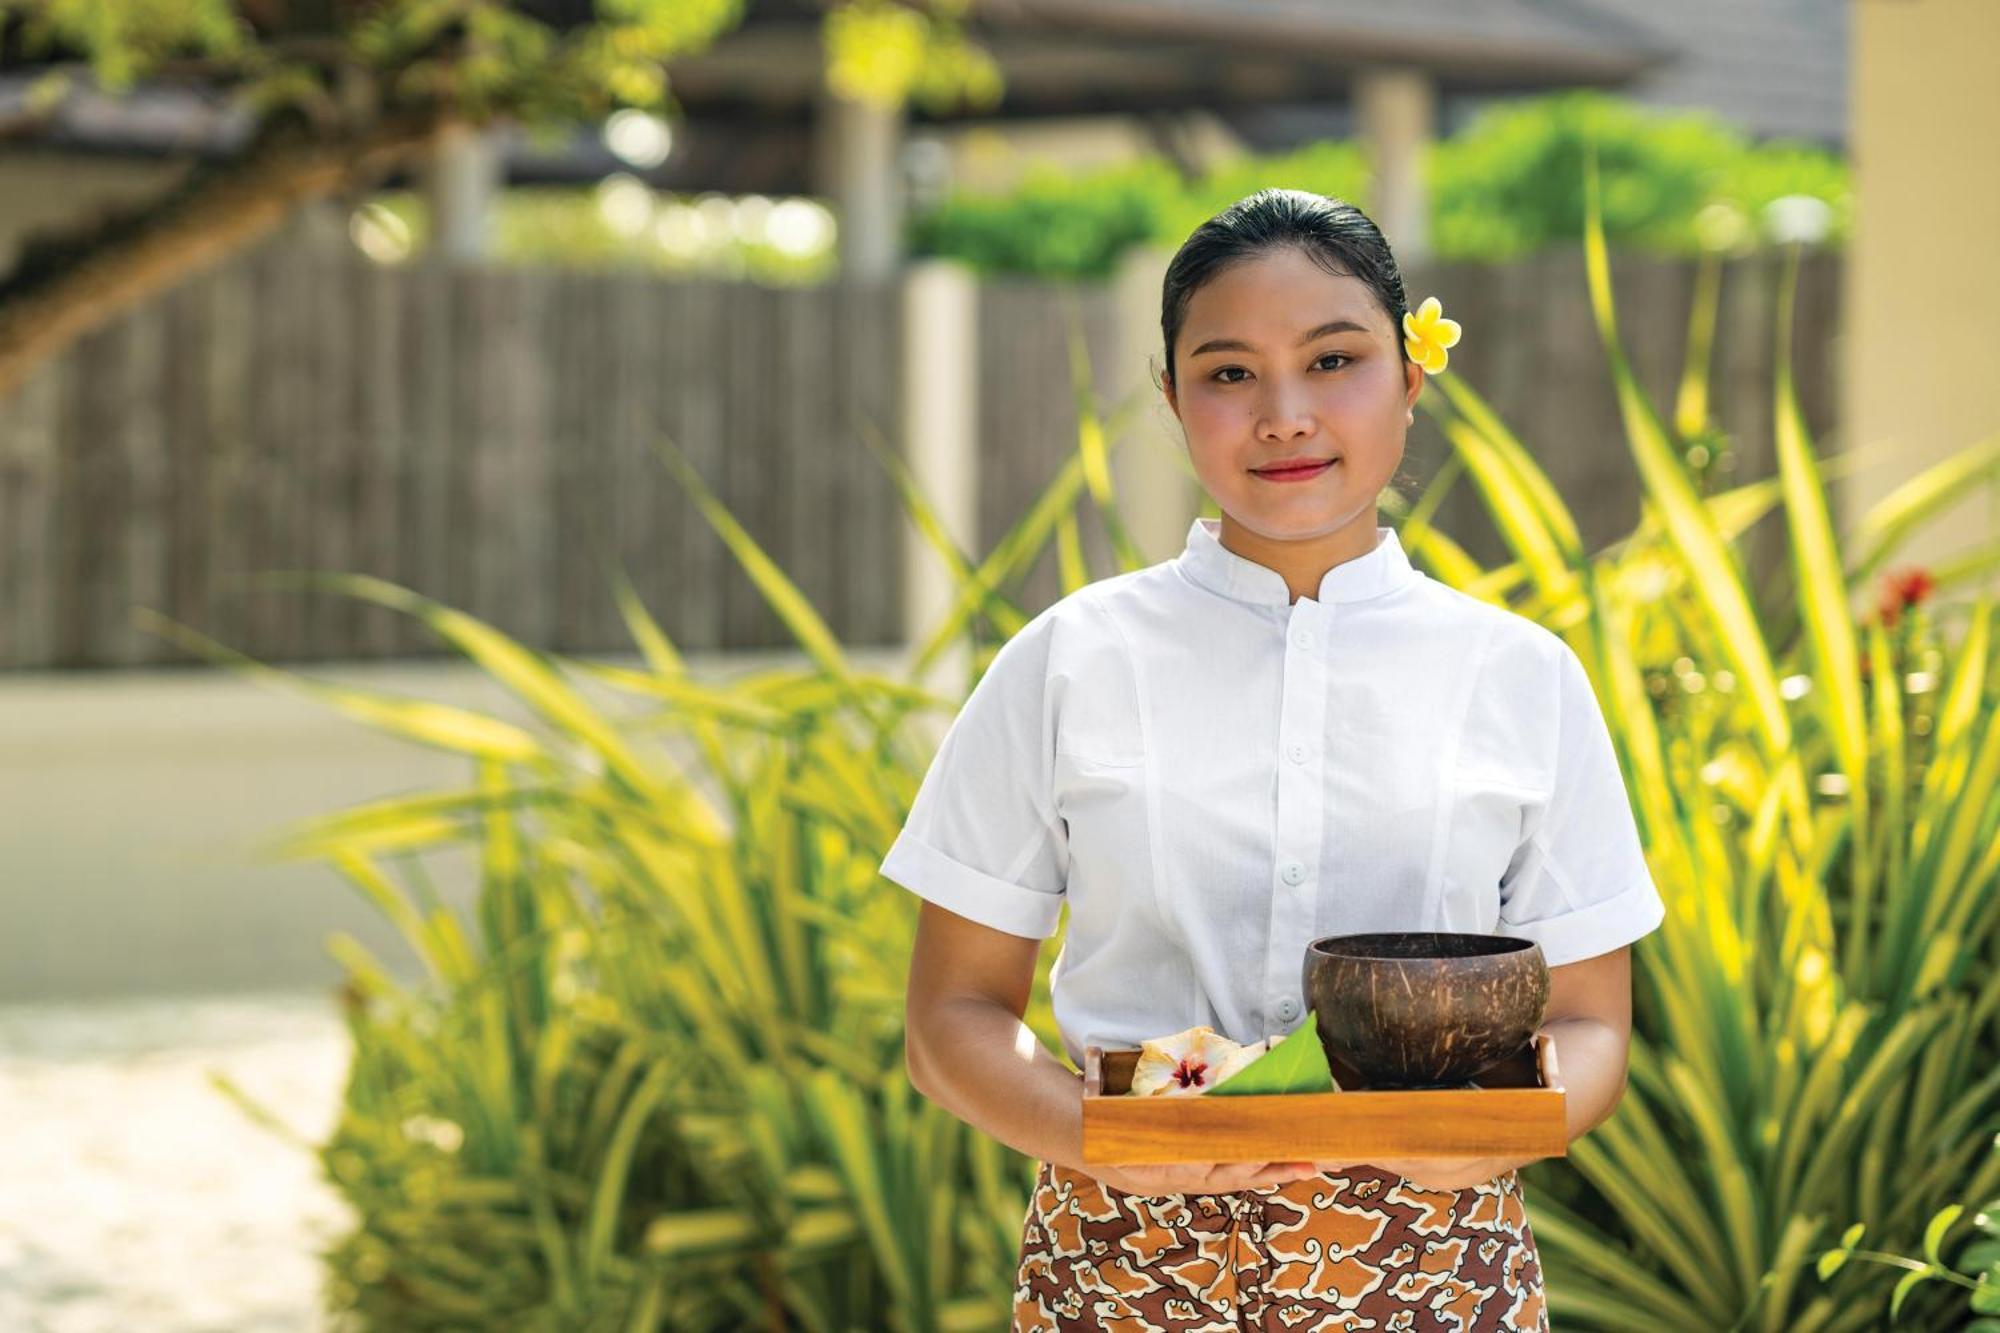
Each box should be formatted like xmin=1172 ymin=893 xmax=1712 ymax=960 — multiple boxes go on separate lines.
xmin=881 ymin=516 xmax=1666 ymax=1068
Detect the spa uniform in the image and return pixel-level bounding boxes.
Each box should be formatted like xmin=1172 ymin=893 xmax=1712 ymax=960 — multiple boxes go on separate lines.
xmin=881 ymin=517 xmax=1667 ymax=1330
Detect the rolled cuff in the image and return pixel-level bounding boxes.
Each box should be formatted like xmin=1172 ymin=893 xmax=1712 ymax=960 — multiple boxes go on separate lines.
xmin=1498 ymin=879 xmax=1666 ymax=968
xmin=880 ymin=832 xmax=1066 ymax=940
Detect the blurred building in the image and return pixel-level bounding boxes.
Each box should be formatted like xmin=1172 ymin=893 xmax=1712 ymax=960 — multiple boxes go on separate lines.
xmin=0 ymin=0 xmax=1842 ymax=276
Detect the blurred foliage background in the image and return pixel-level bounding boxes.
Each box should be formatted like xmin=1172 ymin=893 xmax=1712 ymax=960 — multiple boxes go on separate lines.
xmin=346 ymin=89 xmax=1848 ymax=282
xmin=909 ymin=89 xmax=1849 ymax=278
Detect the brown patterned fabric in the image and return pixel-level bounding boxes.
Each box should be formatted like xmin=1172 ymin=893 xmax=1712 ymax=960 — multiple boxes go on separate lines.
xmin=1011 ymin=1159 xmax=1549 ymax=1331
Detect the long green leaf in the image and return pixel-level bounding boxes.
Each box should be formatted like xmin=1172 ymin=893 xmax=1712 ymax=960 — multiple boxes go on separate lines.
xmin=647 ymin=431 xmax=857 ymax=689
xmin=584 ymin=1057 xmax=675 ymax=1282
xmin=135 ymin=608 xmax=546 ymax=761
xmin=1578 ymin=142 xmax=1795 ymax=781
xmin=1770 ymin=244 xmax=1870 ymax=963
xmin=1849 ymin=433 xmax=2000 ymax=585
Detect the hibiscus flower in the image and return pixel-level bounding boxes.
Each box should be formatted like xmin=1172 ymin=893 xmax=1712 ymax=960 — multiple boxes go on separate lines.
xmin=1129 ymin=1025 xmax=1270 ymax=1097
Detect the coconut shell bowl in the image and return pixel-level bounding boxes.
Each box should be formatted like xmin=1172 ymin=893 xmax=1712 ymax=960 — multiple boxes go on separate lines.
xmin=1302 ymin=932 xmax=1550 ymax=1090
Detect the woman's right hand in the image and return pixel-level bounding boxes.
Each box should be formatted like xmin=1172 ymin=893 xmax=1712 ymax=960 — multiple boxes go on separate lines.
xmin=1079 ymin=1159 xmax=1321 ymax=1199
xmin=903 ymin=905 xmax=1327 ymax=1204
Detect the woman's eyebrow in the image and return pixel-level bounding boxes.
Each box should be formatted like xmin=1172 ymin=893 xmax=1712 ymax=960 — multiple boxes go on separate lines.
xmin=1187 ymin=319 xmax=1371 ymax=357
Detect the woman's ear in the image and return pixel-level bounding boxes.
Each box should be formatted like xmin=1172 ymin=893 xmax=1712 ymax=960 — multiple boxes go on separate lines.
xmin=1404 ymin=358 xmax=1423 ymax=422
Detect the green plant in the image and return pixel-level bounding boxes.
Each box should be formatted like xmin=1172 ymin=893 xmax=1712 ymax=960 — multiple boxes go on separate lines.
xmin=1808 ymin=1167 xmax=2000 ymax=1326
xmin=1428 ymin=89 xmax=1851 ymax=259
xmin=1400 ymin=142 xmax=2000 ymax=1332
xmin=355 ymin=187 xmax=841 ymax=284
xmin=906 ymin=156 xmax=1184 ymax=279
xmin=152 ymin=298 xmax=1149 ymax=1328
xmin=907 ymin=88 xmax=1850 ymax=276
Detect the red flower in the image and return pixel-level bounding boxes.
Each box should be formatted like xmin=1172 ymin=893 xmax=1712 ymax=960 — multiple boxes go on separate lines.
xmin=1877 ymin=567 xmax=1936 ymax=629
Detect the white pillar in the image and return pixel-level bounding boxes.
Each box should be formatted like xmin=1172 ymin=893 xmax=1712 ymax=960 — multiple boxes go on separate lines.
xmin=1354 ymin=67 xmax=1435 ymax=262
xmin=1842 ymin=0 xmax=2000 ymax=579
xmin=427 ymin=122 xmax=503 ymax=261
xmin=819 ymin=92 xmax=905 ymax=280
xmin=900 ymin=260 xmax=980 ymax=688
xmin=1112 ymin=244 xmax=1199 ymax=564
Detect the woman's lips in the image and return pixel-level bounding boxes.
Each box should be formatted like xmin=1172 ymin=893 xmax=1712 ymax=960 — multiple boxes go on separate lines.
xmin=1251 ymin=459 xmax=1336 ymax=483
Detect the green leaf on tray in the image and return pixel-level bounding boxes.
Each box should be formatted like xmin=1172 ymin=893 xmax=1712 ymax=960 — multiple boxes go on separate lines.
xmin=1208 ymin=1012 xmax=1339 ymax=1095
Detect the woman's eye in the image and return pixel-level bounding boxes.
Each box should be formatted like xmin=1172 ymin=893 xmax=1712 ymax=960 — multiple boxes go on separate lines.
xmin=1210 ymin=354 xmax=1349 ymax=385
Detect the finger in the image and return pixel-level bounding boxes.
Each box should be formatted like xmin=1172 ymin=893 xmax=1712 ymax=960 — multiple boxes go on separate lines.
xmin=1123 ymin=1163 xmax=1182 ymax=1182
xmin=1120 ymin=1165 xmax=1177 ymax=1189
xmin=1175 ymin=1163 xmax=1236 ymax=1192
xmin=1236 ymin=1161 xmax=1318 ymax=1189
xmin=1248 ymin=1152 xmax=1312 ymax=1184
xmin=1198 ymin=1162 xmax=1247 ymax=1187
xmin=1113 ymin=1166 xmax=1194 ymax=1194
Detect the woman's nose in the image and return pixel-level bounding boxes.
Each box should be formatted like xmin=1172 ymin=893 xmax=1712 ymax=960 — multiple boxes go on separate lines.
xmin=1257 ymin=382 xmax=1315 ymax=439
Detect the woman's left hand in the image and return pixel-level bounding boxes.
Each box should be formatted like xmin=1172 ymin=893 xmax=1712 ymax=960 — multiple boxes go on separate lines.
xmin=1313 ymin=1155 xmax=1518 ymax=1192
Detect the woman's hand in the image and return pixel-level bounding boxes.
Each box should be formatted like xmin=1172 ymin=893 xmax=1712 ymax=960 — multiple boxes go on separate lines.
xmin=1320 ymin=1154 xmax=1520 ymax=1192
xmin=1080 ymin=1159 xmax=1322 ymax=1199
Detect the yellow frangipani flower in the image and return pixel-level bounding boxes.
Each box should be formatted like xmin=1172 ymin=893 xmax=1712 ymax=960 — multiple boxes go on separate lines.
xmin=1401 ymin=295 xmax=1462 ymax=374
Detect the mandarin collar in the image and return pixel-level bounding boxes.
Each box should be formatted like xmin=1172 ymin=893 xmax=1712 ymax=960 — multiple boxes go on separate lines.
xmin=1175 ymin=518 xmax=1422 ymax=607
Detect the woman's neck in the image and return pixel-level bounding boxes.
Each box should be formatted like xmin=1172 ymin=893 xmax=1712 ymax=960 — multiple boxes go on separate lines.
xmin=1217 ymin=509 xmax=1382 ymax=605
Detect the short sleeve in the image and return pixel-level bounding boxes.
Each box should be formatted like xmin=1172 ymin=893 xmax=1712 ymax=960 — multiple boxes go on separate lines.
xmin=1495 ymin=642 xmax=1667 ymax=967
xmin=878 ymin=615 xmax=1069 ymax=940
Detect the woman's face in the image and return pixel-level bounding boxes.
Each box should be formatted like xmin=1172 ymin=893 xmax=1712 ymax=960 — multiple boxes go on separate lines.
xmin=1162 ymin=246 xmax=1422 ymax=548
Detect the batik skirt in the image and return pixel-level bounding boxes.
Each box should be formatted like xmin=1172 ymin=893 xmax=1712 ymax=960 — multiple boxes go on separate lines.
xmin=1011 ymin=1159 xmax=1549 ymax=1331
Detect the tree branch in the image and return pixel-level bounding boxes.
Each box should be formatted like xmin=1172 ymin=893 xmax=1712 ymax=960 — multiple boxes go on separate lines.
xmin=0 ymin=109 xmax=449 ymax=401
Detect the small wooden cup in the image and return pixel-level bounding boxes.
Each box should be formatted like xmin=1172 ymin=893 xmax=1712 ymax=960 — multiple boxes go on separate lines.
xmin=1303 ymin=932 xmax=1550 ymax=1089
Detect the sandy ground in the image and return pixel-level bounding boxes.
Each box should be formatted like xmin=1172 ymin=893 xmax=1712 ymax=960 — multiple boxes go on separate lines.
xmin=0 ymin=991 xmax=353 ymax=1332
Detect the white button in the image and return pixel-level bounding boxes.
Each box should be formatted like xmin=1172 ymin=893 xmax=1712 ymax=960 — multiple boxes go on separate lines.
xmin=1292 ymin=630 xmax=1312 ymax=649
xmin=1286 ymin=742 xmax=1308 ymax=763
xmin=1280 ymin=861 xmax=1306 ymax=885
xmin=1276 ymin=997 xmax=1301 ymax=1022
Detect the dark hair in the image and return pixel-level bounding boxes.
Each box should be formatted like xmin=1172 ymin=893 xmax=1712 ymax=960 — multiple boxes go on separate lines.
xmin=1158 ymin=188 xmax=1411 ymax=390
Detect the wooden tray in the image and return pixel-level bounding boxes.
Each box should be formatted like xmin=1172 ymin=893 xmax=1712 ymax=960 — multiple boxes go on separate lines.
xmin=1081 ymin=1030 xmax=1566 ymax=1164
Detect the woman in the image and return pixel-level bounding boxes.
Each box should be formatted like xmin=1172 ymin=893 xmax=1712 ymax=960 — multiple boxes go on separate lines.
xmin=884 ymin=188 xmax=1664 ymax=1330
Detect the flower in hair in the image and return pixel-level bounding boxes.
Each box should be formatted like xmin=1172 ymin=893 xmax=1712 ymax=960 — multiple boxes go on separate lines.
xmin=1402 ymin=296 xmax=1462 ymax=373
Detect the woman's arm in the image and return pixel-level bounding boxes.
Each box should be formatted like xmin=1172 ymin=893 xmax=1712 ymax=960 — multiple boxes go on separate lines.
xmin=905 ymin=900 xmax=1319 ymax=1195
xmin=904 ymin=899 xmax=1090 ymax=1171
xmin=1341 ymin=944 xmax=1637 ymax=1191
